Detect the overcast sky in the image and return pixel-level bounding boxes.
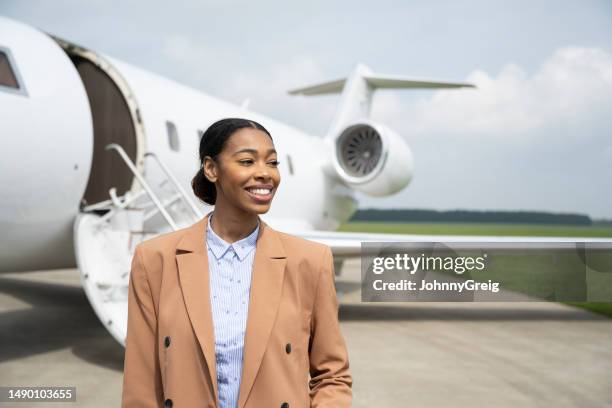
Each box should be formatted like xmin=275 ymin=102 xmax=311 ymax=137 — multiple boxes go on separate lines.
xmin=3 ymin=0 xmax=612 ymax=219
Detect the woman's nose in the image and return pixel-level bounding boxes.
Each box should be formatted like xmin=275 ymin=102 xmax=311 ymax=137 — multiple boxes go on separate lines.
xmin=255 ymin=171 xmax=270 ymax=180
xmin=255 ymin=163 xmax=271 ymax=178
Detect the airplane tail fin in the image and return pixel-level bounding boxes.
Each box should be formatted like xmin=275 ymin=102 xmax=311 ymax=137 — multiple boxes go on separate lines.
xmin=287 ymin=63 xmax=475 ymax=139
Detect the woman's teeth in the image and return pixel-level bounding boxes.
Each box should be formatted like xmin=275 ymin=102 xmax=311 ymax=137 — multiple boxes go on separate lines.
xmin=247 ymin=188 xmax=271 ymax=195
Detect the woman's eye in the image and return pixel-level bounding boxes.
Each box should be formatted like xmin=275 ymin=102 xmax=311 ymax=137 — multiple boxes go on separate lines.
xmin=238 ymin=159 xmax=279 ymax=166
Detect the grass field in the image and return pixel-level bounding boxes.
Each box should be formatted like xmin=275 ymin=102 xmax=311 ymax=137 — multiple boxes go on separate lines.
xmin=339 ymin=221 xmax=612 ymax=318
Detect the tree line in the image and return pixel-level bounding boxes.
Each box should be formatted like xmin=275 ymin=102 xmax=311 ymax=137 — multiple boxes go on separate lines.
xmin=349 ymin=209 xmax=596 ymax=225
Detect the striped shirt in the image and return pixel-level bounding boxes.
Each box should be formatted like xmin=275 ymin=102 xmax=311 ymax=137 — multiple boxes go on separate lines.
xmin=206 ymin=213 xmax=259 ymax=408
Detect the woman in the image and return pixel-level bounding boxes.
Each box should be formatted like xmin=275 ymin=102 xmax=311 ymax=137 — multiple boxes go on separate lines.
xmin=121 ymin=118 xmax=353 ymax=408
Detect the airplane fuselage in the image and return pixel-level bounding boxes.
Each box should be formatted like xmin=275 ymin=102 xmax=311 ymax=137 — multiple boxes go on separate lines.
xmin=0 ymin=17 xmax=358 ymax=272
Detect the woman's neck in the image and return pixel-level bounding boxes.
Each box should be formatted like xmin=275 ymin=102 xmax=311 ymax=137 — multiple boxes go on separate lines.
xmin=209 ymin=207 xmax=259 ymax=244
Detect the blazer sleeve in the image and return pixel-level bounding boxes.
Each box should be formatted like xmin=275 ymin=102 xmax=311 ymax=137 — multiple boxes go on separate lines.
xmin=121 ymin=245 xmax=164 ymax=408
xmin=308 ymin=246 xmax=353 ymax=407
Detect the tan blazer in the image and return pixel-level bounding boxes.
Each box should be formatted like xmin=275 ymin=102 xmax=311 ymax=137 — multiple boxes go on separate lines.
xmin=121 ymin=212 xmax=352 ymax=408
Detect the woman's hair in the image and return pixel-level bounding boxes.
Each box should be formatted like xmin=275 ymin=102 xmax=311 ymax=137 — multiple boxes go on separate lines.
xmin=191 ymin=117 xmax=273 ymax=205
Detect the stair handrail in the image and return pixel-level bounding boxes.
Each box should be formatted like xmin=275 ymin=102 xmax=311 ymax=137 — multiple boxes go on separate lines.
xmin=105 ymin=143 xmax=178 ymax=231
xmin=144 ymin=151 xmax=203 ymax=220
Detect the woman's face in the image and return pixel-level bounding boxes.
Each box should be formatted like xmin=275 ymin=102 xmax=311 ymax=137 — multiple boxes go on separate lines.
xmin=205 ymin=127 xmax=281 ymax=215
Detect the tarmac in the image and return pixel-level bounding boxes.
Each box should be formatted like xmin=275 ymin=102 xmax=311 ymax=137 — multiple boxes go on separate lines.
xmin=1 ymin=259 xmax=611 ymax=407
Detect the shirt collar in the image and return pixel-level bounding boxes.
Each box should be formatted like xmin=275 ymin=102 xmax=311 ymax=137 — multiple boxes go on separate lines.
xmin=206 ymin=213 xmax=259 ymax=261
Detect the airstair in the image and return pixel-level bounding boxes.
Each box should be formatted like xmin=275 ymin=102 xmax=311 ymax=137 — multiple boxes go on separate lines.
xmin=73 ymin=144 xmax=205 ymax=346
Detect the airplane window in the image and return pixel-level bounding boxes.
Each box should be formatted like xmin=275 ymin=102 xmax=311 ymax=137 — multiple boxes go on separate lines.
xmin=0 ymin=49 xmax=20 ymax=90
xmin=287 ymin=154 xmax=294 ymax=175
xmin=166 ymin=121 xmax=180 ymax=151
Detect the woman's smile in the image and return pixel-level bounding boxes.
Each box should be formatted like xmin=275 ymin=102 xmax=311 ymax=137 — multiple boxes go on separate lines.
xmin=244 ymin=184 xmax=274 ymax=203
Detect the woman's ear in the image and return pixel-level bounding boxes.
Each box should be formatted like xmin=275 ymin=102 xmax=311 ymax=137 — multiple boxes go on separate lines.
xmin=203 ymin=156 xmax=218 ymax=183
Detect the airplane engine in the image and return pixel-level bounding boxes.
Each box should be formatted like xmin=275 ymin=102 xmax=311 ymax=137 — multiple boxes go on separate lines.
xmin=329 ymin=120 xmax=413 ymax=196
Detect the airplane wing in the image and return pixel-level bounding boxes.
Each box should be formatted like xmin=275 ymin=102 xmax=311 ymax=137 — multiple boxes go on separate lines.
xmin=284 ymin=228 xmax=612 ymax=258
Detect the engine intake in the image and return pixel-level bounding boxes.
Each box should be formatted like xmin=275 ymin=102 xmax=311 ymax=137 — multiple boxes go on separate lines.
xmin=331 ymin=120 xmax=413 ymax=196
xmin=337 ymin=123 xmax=383 ymax=178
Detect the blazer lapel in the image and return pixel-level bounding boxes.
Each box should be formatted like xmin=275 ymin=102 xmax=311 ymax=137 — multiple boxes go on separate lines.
xmin=175 ymin=212 xmax=287 ymax=408
xmin=175 ymin=212 xmax=218 ymax=404
xmin=237 ymin=217 xmax=287 ymax=408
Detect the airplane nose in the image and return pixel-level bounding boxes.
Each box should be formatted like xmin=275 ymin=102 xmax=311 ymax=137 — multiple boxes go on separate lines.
xmin=0 ymin=16 xmax=94 ymax=271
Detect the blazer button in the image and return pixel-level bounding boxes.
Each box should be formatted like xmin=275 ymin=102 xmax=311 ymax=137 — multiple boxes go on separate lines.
xmin=165 ymin=398 xmax=173 ymax=407
xmin=285 ymin=343 xmax=291 ymax=354
xmin=164 ymin=336 xmax=171 ymax=347
xmin=281 ymin=402 xmax=289 ymax=408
